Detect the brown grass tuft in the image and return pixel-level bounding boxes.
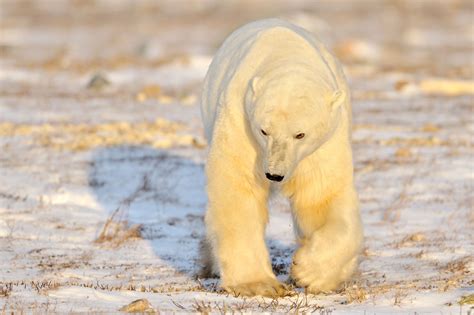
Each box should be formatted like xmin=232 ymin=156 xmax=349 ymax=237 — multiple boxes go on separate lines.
xmin=459 ymin=294 xmax=474 ymax=305
xmin=0 ymin=283 xmax=12 ymax=297
xmin=344 ymin=285 xmax=367 ymax=303
xmin=95 ymin=208 xmax=142 ymax=247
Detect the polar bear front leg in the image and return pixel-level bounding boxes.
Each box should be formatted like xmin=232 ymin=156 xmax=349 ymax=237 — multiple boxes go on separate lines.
xmin=290 ymin=186 xmax=363 ymax=293
xmin=204 ymin=154 xmax=288 ymax=297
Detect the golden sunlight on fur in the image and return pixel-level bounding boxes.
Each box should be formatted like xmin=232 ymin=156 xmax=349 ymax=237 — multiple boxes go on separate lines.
xmin=200 ymin=19 xmax=363 ymax=297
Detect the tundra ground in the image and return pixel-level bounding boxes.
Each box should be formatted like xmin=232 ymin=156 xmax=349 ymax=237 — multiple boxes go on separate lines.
xmin=0 ymin=0 xmax=472 ymax=313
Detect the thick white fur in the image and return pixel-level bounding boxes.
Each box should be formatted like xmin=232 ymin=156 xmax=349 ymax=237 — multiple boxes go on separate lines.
xmin=200 ymin=19 xmax=363 ymax=297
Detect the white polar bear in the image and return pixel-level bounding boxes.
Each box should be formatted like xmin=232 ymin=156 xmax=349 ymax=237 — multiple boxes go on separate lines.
xmin=200 ymin=18 xmax=363 ymax=297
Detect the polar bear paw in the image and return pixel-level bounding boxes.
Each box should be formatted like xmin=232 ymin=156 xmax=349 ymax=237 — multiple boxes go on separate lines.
xmin=291 ymin=246 xmax=340 ymax=294
xmin=225 ymin=278 xmax=291 ymax=298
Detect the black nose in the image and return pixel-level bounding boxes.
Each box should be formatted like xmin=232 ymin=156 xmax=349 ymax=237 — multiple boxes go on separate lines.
xmin=265 ymin=173 xmax=284 ymax=182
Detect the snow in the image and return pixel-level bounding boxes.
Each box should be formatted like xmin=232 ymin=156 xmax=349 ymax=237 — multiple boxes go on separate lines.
xmin=0 ymin=0 xmax=473 ymax=313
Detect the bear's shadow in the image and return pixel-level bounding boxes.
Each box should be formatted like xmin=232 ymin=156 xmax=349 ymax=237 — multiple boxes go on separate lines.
xmin=88 ymin=145 xmax=294 ymax=280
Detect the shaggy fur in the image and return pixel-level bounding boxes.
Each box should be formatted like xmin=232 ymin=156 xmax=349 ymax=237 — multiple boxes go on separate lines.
xmin=200 ymin=18 xmax=363 ymax=297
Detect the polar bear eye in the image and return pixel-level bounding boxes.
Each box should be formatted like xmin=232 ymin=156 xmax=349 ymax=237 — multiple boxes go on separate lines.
xmin=261 ymin=129 xmax=268 ymax=136
xmin=295 ymin=133 xmax=305 ymax=139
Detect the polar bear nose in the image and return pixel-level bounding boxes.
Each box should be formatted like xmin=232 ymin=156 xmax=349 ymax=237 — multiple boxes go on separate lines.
xmin=265 ymin=173 xmax=284 ymax=182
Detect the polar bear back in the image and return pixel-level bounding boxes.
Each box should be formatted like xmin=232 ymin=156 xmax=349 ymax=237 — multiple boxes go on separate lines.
xmin=201 ymin=18 xmax=349 ymax=141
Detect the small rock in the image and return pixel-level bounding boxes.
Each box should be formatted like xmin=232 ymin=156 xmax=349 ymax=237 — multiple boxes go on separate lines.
xmin=394 ymin=79 xmax=410 ymax=91
xmin=192 ymin=137 xmax=207 ymax=149
xmin=394 ymin=79 xmax=419 ymax=95
xmin=119 ymin=299 xmax=152 ymax=313
xmin=87 ymin=73 xmax=110 ymax=90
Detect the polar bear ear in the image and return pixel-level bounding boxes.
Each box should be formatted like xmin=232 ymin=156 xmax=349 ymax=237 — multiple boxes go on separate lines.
xmin=330 ymin=89 xmax=346 ymax=111
xmin=250 ymin=76 xmax=261 ymax=95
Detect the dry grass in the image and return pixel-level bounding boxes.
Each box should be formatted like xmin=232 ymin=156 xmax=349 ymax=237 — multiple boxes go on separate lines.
xmin=94 ymin=208 xmax=143 ymax=247
xmin=119 ymin=299 xmax=156 ymax=313
xmin=94 ymin=175 xmax=154 ymax=247
xmin=441 ymin=257 xmax=470 ymax=274
xmin=396 ymin=232 xmax=427 ymax=248
xmin=459 ymin=294 xmax=474 ymax=305
xmin=183 ymin=294 xmax=331 ymax=314
xmin=383 ymin=173 xmax=415 ymax=223
xmin=0 ymin=284 xmax=12 ymax=297
xmin=30 ymin=280 xmax=61 ymax=295
xmin=344 ymin=285 xmax=367 ymax=303
xmin=393 ymin=289 xmax=408 ymax=306
xmin=27 ymin=51 xmax=192 ymax=73
xmin=191 ymin=300 xmax=213 ymax=313
xmin=0 ymin=119 xmax=205 ymax=151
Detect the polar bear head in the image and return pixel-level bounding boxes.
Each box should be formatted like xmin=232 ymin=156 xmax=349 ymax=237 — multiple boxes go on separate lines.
xmin=245 ymin=73 xmax=345 ymax=182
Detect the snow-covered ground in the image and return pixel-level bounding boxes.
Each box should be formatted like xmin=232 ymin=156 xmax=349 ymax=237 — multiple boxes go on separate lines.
xmin=0 ymin=0 xmax=473 ymax=313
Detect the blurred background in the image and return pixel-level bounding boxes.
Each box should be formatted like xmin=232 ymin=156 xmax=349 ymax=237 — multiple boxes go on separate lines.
xmin=1 ymin=0 xmax=472 ymax=139
xmin=2 ymin=0 xmax=473 ymax=81
xmin=1 ymin=0 xmax=473 ymax=68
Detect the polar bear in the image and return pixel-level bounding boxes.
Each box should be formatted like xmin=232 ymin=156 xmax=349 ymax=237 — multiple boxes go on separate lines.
xmin=200 ymin=19 xmax=363 ymax=297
